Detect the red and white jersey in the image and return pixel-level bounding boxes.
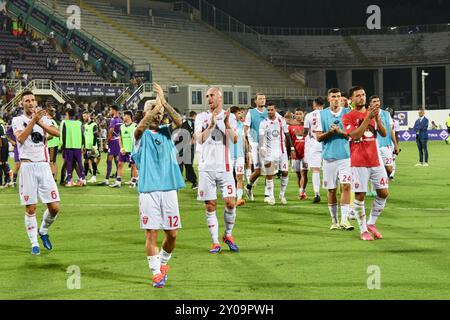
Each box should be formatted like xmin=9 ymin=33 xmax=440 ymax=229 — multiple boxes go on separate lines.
xmin=259 ymin=116 xmax=289 ymax=157
xmin=194 ymin=109 xmax=237 ymax=172
xmin=12 ymin=114 xmax=51 ymax=162
xmin=342 ymin=109 xmax=381 ymax=167
xmin=304 ymin=109 xmax=323 ymax=152
xmin=288 ymin=125 xmax=305 ymax=160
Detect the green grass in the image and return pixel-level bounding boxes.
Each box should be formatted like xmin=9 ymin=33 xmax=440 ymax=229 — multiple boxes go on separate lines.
xmin=0 ymin=141 xmax=450 ymax=300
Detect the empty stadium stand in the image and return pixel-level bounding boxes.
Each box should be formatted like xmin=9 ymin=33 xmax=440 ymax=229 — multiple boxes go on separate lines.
xmin=43 ymin=0 xmax=308 ymax=94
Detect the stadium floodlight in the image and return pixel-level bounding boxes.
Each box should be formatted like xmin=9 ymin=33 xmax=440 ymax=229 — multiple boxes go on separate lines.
xmin=421 ymin=70 xmax=429 ymax=110
xmin=333 ymin=28 xmax=340 ymax=32
xmin=390 ymin=26 xmax=398 ymax=30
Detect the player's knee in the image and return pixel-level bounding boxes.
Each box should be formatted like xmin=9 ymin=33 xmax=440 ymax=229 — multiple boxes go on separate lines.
xmin=341 ymin=184 xmax=351 ymax=192
xmin=225 ymin=200 xmax=235 ymax=211
xmin=377 ymin=189 xmax=389 ymax=199
xmin=48 ymin=202 xmax=60 ymax=215
xmin=205 ymin=201 xmax=216 ymax=212
xmin=165 ymin=230 xmax=177 ymax=242
xmin=26 ymin=205 xmax=37 ymax=216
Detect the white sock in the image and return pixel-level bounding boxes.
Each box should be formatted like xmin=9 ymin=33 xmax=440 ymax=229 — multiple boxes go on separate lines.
xmin=147 ymin=255 xmax=161 ymax=275
xmin=299 ymin=188 xmax=303 ymax=194
xmin=206 ymin=211 xmax=219 ymax=244
xmin=25 ymin=214 xmax=39 ymax=247
xmin=391 ymin=161 xmax=396 ymax=177
xmin=39 ymin=209 xmax=56 ymax=235
xmin=280 ymin=176 xmax=288 ymax=197
xmin=264 ymin=180 xmax=269 ymax=197
xmin=368 ymin=196 xmax=387 ymax=225
xmin=266 ymin=179 xmax=274 ymax=198
xmin=353 ymin=200 xmax=368 ymax=233
xmin=224 ymin=207 xmax=236 ymax=236
xmin=341 ymin=204 xmax=351 ymax=222
xmin=328 ymin=204 xmax=338 ymax=224
xmin=237 ymin=188 xmax=243 ymax=200
xmin=312 ymin=172 xmax=320 ymax=195
xmin=159 ymin=249 xmax=172 ymax=265
xmin=245 ymin=169 xmax=251 ymax=184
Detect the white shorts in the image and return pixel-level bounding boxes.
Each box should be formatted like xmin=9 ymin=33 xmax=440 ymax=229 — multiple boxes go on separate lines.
xmin=198 ymin=170 xmax=236 ymax=201
xmin=264 ymin=152 xmax=289 ymax=174
xmin=291 ymin=159 xmax=308 ymax=172
xmin=379 ymin=146 xmax=394 ymax=166
xmin=139 ymin=190 xmax=181 ymax=230
xmin=306 ymin=148 xmax=322 ymax=168
xmin=351 ymin=166 xmax=389 ymax=193
xmin=322 ymin=158 xmax=351 ymax=190
xmin=250 ymin=142 xmax=262 ymax=169
xmin=232 ymin=157 xmax=245 ymax=175
xmin=19 ymin=162 xmax=60 ymax=206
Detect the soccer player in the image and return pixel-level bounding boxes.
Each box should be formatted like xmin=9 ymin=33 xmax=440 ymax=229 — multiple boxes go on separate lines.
xmin=133 ymin=83 xmax=184 ymax=288
xmin=61 ymin=108 xmax=86 ymax=187
xmin=46 ymin=108 xmax=59 ymax=180
xmin=258 ymin=104 xmax=295 ymax=205
xmin=230 ymin=106 xmax=246 ymax=206
xmin=12 ymin=91 xmax=61 ymax=255
xmin=82 ymin=111 xmax=100 ymax=183
xmin=304 ymin=97 xmax=324 ymax=203
xmin=375 ymin=100 xmax=399 ymax=179
xmin=6 ymin=124 xmax=20 ymax=187
xmin=388 ymin=107 xmax=400 ymax=179
xmin=244 ymin=92 xmax=268 ymax=201
xmin=316 ymin=88 xmax=354 ymax=231
xmin=195 ymin=87 xmax=239 ymax=254
xmin=342 ymin=86 xmax=389 ymax=241
xmin=174 ymin=110 xmax=198 ymax=189
xmin=0 ymin=119 xmax=10 ymax=187
xmin=110 ymin=110 xmax=138 ymax=188
xmin=288 ymin=108 xmax=309 ymax=200
xmin=100 ymin=104 xmax=122 ymax=185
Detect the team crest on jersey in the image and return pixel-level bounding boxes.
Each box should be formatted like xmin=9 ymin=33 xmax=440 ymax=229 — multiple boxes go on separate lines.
xmin=363 ymin=130 xmax=374 ymax=138
xmin=154 ymin=139 xmax=161 ymax=145
xmin=354 ymin=183 xmax=359 ymax=189
xmin=142 ymin=216 xmax=148 ymax=224
xmin=199 ymin=190 xmax=204 ymax=197
xmin=24 ymin=195 xmax=29 ymax=201
xmin=272 ymin=130 xmax=280 ymax=138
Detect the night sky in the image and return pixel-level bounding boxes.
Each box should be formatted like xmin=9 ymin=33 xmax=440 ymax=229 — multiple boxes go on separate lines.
xmin=185 ymin=0 xmax=450 ymax=28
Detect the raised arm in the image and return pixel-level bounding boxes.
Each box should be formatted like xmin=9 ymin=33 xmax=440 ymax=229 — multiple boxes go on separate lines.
xmin=134 ymin=101 xmax=164 ymax=141
xmin=224 ymin=109 xmax=237 ymax=144
xmin=375 ymin=114 xmax=387 ymax=137
xmin=153 ymin=82 xmax=182 ymax=130
xmin=15 ymin=110 xmax=46 ymax=144
xmin=195 ymin=112 xmax=216 ymax=145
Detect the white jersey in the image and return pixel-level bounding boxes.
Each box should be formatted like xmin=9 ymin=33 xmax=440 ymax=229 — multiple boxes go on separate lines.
xmin=12 ymin=114 xmax=51 ymax=162
xmin=259 ymin=116 xmax=289 ymax=157
xmin=394 ymin=119 xmax=400 ymax=133
xmin=195 ymin=109 xmax=237 ymax=172
xmin=304 ymin=109 xmax=323 ymax=151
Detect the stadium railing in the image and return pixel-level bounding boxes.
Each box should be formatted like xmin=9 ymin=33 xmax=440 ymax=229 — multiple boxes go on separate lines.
xmin=251 ymin=23 xmax=450 ymax=36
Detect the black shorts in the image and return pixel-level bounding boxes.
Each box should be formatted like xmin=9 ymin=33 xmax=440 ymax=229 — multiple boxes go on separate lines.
xmin=48 ymin=146 xmax=58 ymax=163
xmin=0 ymin=146 xmax=8 ymax=163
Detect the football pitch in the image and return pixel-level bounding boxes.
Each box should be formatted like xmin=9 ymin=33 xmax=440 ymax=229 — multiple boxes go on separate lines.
xmin=1 ymin=141 xmax=449 ymax=300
